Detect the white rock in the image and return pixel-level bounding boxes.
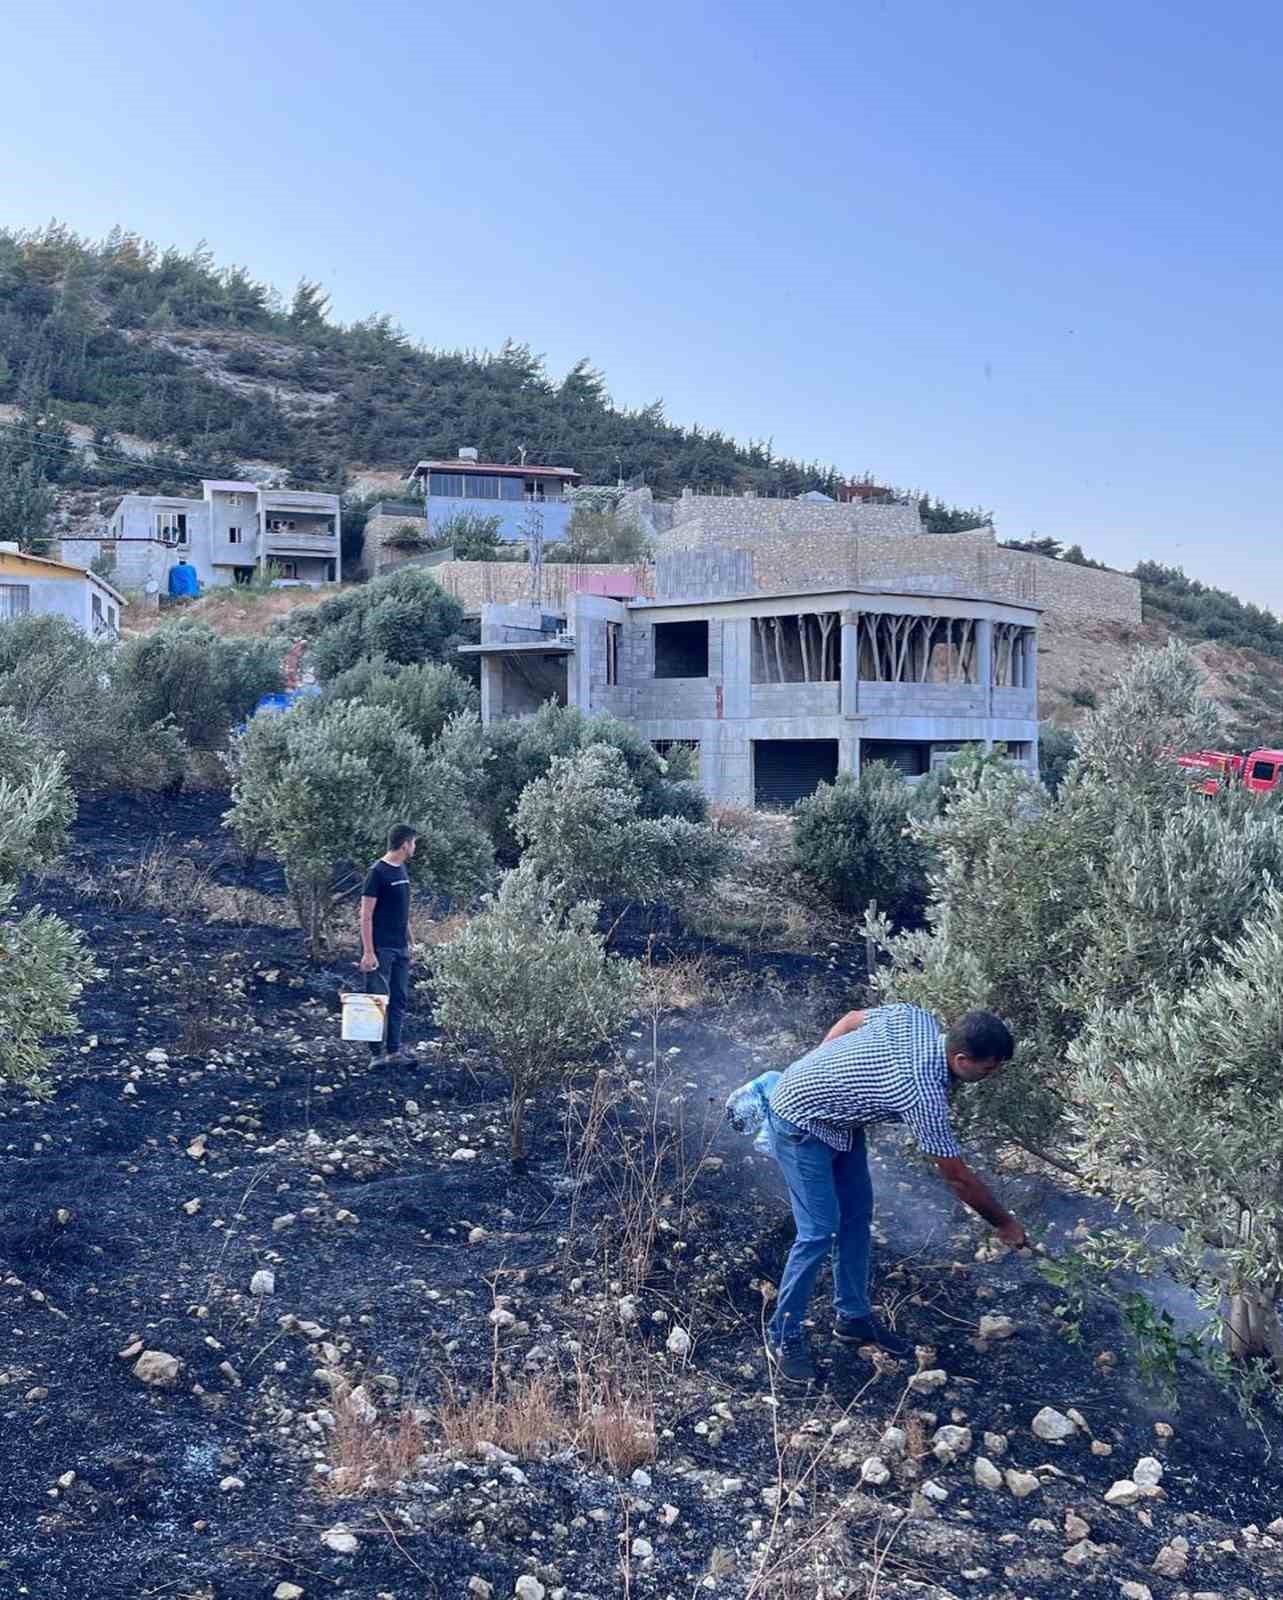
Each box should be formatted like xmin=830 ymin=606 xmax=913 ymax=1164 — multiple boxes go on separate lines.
xmin=1065 ymin=1511 xmax=1091 ymax=1540
xmin=1005 ymin=1468 xmax=1041 ymax=1499
xmin=974 ymin=1457 xmax=1004 ymax=1490
xmin=272 ymin=1214 xmax=297 ymax=1232
xmin=1119 ymin=1584 xmax=1153 ymax=1600
xmin=878 ymin=1426 xmax=908 ymax=1457
xmin=321 ymin=1529 xmax=358 ymax=1554
xmin=921 ymin=1479 xmax=949 ymax=1503
xmin=630 ymin=1468 xmax=652 ymax=1488
xmin=468 ymin=1227 xmax=488 ymax=1244
xmin=983 ymin=1431 xmax=1009 ymax=1457
xmin=860 ymin=1456 xmax=891 ymax=1485
xmin=274 ymin=1585 xmax=305 ymax=1600
xmin=978 ymin=1314 xmax=1016 ymax=1340
xmin=145 ymin=1048 xmax=169 ymax=1063
xmin=1062 ymin=1539 xmax=1094 ymax=1567
xmin=630 ymin=1537 xmax=653 ymax=1559
xmin=219 ymin=1475 xmax=245 ymax=1492
xmin=488 ymin=1308 xmax=517 ymax=1330
xmin=1031 ymin=1406 xmax=1077 ymax=1442
xmin=250 ymin=1269 xmax=276 ymax=1297
xmin=1132 ymin=1455 xmax=1163 ymax=1488
xmin=659 ymin=1503 xmax=679 ymax=1525
xmin=345 ymin=1386 xmax=377 ymax=1425
xmin=1104 ymin=1479 xmax=1140 ymax=1506
xmin=514 ymin=1579 xmax=546 ymax=1600
xmin=909 ymin=1368 xmax=947 ymax=1393
xmin=133 ymin=1350 xmax=182 ymax=1387
xmin=933 ymin=1424 xmax=972 ymax=1461
xmin=450 ymin=1148 xmax=478 ymax=1162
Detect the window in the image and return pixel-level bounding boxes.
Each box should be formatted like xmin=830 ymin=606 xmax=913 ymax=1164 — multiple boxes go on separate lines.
xmin=0 ymin=583 xmax=30 ymax=621
xmin=92 ymin=594 xmax=104 ymax=628
xmin=500 ymin=477 xmax=525 ymax=501
xmin=268 ymin=518 xmax=296 ymax=532
xmin=654 ymin=619 xmax=709 ymax=679
xmin=428 ymin=472 xmax=465 ymax=498
xmin=226 ymin=494 xmax=246 ymax=508
xmin=156 ymin=511 xmax=188 ymax=546
xmin=1249 ymin=759 xmax=1277 ymax=785
xmin=107 ymin=605 xmax=118 ymax=631
xmin=463 ymin=474 xmax=501 ymax=500
xmin=605 ymin=621 xmax=621 ymax=686
xmin=277 ymin=560 xmax=299 ymax=579
xmin=652 ymin=738 xmax=700 ymax=781
xmin=228 ymin=526 xmax=242 ymax=545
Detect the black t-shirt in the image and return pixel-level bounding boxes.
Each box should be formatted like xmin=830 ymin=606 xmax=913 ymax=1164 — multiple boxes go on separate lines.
xmin=363 ymin=859 xmax=411 ymax=950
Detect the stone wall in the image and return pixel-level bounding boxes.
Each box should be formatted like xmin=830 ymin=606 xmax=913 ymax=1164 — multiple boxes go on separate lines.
xmin=659 ymin=490 xmax=923 ymax=544
xmin=429 ymin=560 xmax=653 ymax=613
xmin=363 ymin=511 xmax=430 ymax=576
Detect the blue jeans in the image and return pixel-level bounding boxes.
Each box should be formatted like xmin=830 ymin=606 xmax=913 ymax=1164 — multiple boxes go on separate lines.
xmin=368 ymin=947 xmax=410 ymax=1055
xmin=768 ymin=1111 xmax=873 ymax=1349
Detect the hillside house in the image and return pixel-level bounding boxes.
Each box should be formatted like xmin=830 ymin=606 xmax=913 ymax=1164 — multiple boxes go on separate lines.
xmin=0 ymin=543 xmax=126 ymax=637
xmin=63 ymin=481 xmax=341 ymax=595
xmin=463 ymin=557 xmax=1040 ymax=807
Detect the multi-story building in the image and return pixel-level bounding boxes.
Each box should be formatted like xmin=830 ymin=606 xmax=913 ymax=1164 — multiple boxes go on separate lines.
xmin=463 ymin=556 xmax=1039 ymax=807
xmin=63 ymin=481 xmax=341 ymax=594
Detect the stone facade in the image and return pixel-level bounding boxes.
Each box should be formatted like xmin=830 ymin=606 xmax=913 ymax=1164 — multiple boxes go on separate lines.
xmin=658 ymin=489 xmax=923 ymax=545
xmin=424 ymin=560 xmax=653 ymax=613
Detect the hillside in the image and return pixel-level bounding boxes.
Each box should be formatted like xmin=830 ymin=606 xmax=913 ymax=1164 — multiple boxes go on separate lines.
xmin=0 ymin=224 xmax=984 ymax=527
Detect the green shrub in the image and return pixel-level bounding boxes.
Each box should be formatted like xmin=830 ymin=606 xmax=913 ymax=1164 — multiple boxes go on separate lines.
xmin=909 ymin=744 xmax=1015 ymax=821
xmin=322 ymin=656 xmax=477 ymax=748
xmin=0 ymin=752 xmax=95 ymax=1090
xmin=113 ymin=620 xmax=283 ymax=750
xmin=479 ymin=702 xmax=706 ymax=859
xmin=1038 ymin=727 xmax=1076 ymax=794
xmin=513 ymin=743 xmax=732 ymax=911
xmin=429 ymin=862 xmax=641 ymax=1165
xmin=224 ymin=700 xmax=491 ymax=955
xmin=430 ymin=510 xmax=504 ymax=561
xmin=792 ymin=764 xmax=929 ymax=927
xmin=295 ymin=566 xmax=466 ymax=680
xmin=0 ymin=711 xmax=75 ymax=868
xmin=0 ymin=614 xmax=185 ymax=792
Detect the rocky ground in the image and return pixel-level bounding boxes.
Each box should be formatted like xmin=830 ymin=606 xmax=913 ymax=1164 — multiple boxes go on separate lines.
xmin=3 ymin=794 xmax=1282 ymax=1600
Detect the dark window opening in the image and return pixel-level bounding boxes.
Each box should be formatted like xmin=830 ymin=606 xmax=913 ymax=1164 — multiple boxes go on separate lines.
xmin=753 ymin=739 xmax=839 ymax=808
xmin=861 ymin=740 xmax=931 ymax=778
xmin=751 ymin=612 xmax=840 ymax=682
xmin=1249 ymin=760 xmax=1277 ymax=784
xmin=654 ymin=619 xmax=709 ymax=679
xmin=233 ymin=566 xmax=255 ymax=585
xmin=605 ymin=621 xmax=621 ymax=686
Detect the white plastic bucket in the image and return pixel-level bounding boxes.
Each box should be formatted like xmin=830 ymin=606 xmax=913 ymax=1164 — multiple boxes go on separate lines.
xmin=340 ymin=991 xmax=387 ymax=1042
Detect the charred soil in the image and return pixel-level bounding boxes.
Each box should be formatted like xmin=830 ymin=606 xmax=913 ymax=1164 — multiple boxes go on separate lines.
xmin=2 ymin=794 xmax=1282 ymax=1600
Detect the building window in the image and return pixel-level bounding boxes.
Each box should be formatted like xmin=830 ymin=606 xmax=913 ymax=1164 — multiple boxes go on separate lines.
xmin=428 ymin=472 xmax=465 ymax=498
xmin=0 ymin=583 xmax=31 ymax=621
xmin=226 ymin=494 xmax=245 ymax=507
xmin=605 ymin=622 xmax=621 ymax=686
xmin=107 ymin=605 xmax=118 ymax=631
xmin=463 ymin=474 xmax=501 ymax=500
xmin=654 ymin=619 xmax=709 ymax=679
xmin=268 ymin=517 xmax=296 ymax=532
xmin=277 ymin=560 xmax=299 ymax=579
xmin=228 ymin=526 xmax=242 ymax=545
xmin=92 ymin=594 xmax=104 ymax=628
xmin=157 ymin=512 xmax=188 ymax=546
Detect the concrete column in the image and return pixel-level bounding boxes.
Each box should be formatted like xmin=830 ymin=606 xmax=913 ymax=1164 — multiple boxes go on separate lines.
xmin=479 ymin=656 xmax=502 ymax=723
xmin=839 ymin=736 xmax=860 ymax=780
xmin=976 ymin=617 xmax=994 ymax=741
xmin=840 ymin=610 xmax=859 ymax=719
xmin=1024 ymin=628 xmax=1038 ymax=700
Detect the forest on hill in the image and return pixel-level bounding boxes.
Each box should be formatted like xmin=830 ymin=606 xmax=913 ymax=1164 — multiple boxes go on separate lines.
xmin=0 ymin=222 xmax=982 ymax=528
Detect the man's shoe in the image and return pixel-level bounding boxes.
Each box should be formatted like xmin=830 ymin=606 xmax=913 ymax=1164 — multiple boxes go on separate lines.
xmin=767 ymin=1342 xmax=816 ymax=1385
xmin=833 ymin=1316 xmax=913 ymax=1359
xmin=381 ymin=1049 xmax=415 ymax=1067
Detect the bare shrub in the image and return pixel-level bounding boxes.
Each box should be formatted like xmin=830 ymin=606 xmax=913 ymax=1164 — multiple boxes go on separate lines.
xmin=199 ymin=884 xmax=293 ymax=928
xmin=574 ymin=1366 xmax=657 ymax=1475
xmin=710 ymin=800 xmax=756 ymax=835
xmin=409 ymin=906 xmax=471 ymax=950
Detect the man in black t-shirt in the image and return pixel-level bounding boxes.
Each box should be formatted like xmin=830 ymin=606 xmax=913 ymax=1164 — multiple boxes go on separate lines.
xmin=358 ymin=823 xmax=418 ymax=1064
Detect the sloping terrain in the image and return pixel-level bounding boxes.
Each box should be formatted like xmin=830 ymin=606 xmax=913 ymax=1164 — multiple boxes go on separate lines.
xmin=3 ymin=795 xmax=1282 ymax=1600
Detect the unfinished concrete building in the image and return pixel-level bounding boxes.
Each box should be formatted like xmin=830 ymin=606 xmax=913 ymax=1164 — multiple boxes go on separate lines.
xmin=463 ymin=553 xmax=1039 ymax=807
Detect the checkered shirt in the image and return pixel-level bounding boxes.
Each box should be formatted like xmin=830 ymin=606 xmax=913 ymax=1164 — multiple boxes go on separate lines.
xmin=768 ymin=1003 xmax=962 ymax=1158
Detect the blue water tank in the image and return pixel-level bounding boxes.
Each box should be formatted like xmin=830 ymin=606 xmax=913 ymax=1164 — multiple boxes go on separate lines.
xmin=168 ymin=562 xmax=200 ymax=598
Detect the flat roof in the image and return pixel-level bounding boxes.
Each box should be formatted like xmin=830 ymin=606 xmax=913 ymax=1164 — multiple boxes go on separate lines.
xmin=627 ymin=583 xmax=1043 ymax=614
xmin=203 ymin=479 xmax=259 ymax=493
xmin=408 ymin=460 xmax=581 ymax=482
xmin=458 ymin=639 xmax=574 ymax=656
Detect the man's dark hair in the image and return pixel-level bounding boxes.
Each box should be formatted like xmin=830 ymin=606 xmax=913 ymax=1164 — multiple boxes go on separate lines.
xmin=387 ymin=823 xmax=418 ymax=851
xmin=945 ymin=1010 xmax=1014 ymax=1063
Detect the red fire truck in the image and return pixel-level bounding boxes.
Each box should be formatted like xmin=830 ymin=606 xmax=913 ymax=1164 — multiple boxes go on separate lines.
xmin=1176 ymin=748 xmax=1283 ymax=796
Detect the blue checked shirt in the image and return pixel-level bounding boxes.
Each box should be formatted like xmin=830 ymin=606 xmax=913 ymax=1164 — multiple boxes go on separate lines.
xmin=768 ymin=1003 xmax=962 ymax=1158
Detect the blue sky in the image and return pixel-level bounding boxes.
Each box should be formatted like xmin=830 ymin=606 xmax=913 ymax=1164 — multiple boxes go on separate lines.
xmin=4 ymin=0 xmax=1282 ymax=608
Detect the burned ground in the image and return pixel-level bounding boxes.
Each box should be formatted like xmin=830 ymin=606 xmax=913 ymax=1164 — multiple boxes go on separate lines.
xmin=2 ymin=793 xmax=1282 ymax=1600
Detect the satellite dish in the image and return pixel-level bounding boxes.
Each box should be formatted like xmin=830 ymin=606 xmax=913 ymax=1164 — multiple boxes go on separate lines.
xmin=145 ymin=580 xmax=159 ymax=596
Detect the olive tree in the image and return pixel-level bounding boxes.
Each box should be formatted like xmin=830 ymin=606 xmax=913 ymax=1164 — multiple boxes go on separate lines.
xmin=224 ymin=701 xmax=491 ymax=955
xmin=513 ymin=742 xmax=731 ymax=914
xmin=113 ymin=620 xmax=283 ymax=749
xmin=793 ymin=764 xmax=929 ymax=926
xmin=429 ymin=863 xmax=641 ymax=1166
xmin=0 ymin=754 xmax=95 ymax=1090
xmin=1072 ymin=891 xmax=1283 ymax=1362
xmin=321 ymin=656 xmax=477 ymax=749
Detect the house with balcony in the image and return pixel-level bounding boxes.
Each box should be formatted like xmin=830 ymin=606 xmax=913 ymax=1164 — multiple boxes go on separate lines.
xmin=462 ymin=553 xmax=1039 ymax=807
xmin=64 ymin=481 xmax=341 ymax=595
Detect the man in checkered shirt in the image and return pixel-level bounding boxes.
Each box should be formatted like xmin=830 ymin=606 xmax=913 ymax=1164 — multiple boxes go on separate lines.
xmin=764 ymin=1002 xmax=1025 ymax=1383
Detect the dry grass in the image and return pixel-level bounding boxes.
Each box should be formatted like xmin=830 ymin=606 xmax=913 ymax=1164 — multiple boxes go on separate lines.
xmin=200 ymin=884 xmax=294 ymax=928
xmin=637 ymin=951 xmax=718 ymax=1012
xmin=435 ymin=1373 xmax=564 ymax=1459
xmin=122 ymin=584 xmax=342 ymax=641
xmin=575 ymin=1371 xmax=657 ymax=1475
xmin=323 ymin=1387 xmax=426 ymax=1497
xmin=409 ymin=907 xmax=472 ymax=951
xmin=710 ymin=800 xmax=757 ymax=835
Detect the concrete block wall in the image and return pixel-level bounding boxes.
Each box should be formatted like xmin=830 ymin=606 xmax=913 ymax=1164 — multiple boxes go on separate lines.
xmin=751 ymin=682 xmax=841 ymax=717
xmin=431 ymin=560 xmax=652 ymax=613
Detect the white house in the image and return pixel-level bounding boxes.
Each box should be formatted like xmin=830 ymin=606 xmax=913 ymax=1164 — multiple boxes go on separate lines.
xmin=0 ymin=543 xmax=126 ymax=637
